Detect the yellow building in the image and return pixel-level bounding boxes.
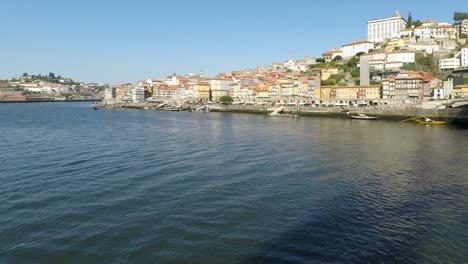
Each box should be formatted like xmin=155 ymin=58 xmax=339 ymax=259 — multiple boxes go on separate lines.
xmin=385 ymin=39 xmax=405 ymax=52
xmin=193 ymin=82 xmax=210 ymax=99
xmin=453 ymin=85 xmax=468 ymax=98
xmin=321 ymin=68 xmax=339 ymax=81
xmin=256 ymin=82 xmax=270 ymax=98
xmin=320 ymin=85 xmax=381 ymax=100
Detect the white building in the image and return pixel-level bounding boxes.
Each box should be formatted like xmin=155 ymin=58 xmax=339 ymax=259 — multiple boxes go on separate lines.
xmin=105 ymin=87 xmax=116 ymax=99
xmin=132 ymin=86 xmax=145 ymax=102
xmin=443 ymin=78 xmax=454 ymax=99
xmin=439 ymin=58 xmax=460 ymax=71
xmin=367 ymin=11 xmax=407 ymax=43
xmin=386 ymin=51 xmax=415 ymax=63
xmin=341 ymin=40 xmax=374 ymax=58
xmin=322 ymin=49 xmax=343 ymax=62
xmin=414 ymin=20 xmax=457 ymax=39
xmin=432 ymin=88 xmax=444 ymax=99
xmin=462 ymin=46 xmax=468 ymax=68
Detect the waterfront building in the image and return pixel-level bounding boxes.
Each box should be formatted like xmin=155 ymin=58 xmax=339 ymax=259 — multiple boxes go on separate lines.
xmin=208 ymin=78 xmax=233 ymax=101
xmin=432 ymin=88 xmax=444 ymax=99
xmin=116 ymin=84 xmax=134 ymax=101
xmin=267 ymin=82 xmax=280 ymax=98
xmin=443 ymin=76 xmax=460 ymax=99
xmin=297 ymin=77 xmax=309 ymax=98
xmin=253 ymin=82 xmax=270 ymax=98
xmin=297 ymin=77 xmax=318 ymax=98
xmin=367 ymin=11 xmax=407 ymax=43
xmin=322 ymin=49 xmax=343 ymax=62
xmin=461 ymin=46 xmax=468 ymax=67
xmin=453 ymin=85 xmax=468 ymax=98
xmin=229 ymin=82 xmax=242 ymax=98
xmin=320 ymin=85 xmax=381 ymax=100
xmin=308 ymin=77 xmax=320 ymax=98
xmin=341 ymin=40 xmax=374 ymax=58
xmin=193 ymin=82 xmax=210 ymax=100
xmin=132 ymin=86 xmax=145 ymax=102
xmin=394 ymin=71 xmax=425 ymax=101
xmin=382 ymin=75 xmax=396 ymax=99
xmin=280 ymin=82 xmax=295 ymax=98
xmin=105 ymin=86 xmax=117 ymax=99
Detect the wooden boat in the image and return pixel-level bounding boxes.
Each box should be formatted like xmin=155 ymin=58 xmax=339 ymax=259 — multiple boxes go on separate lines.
xmin=349 ymin=113 xmax=379 ymax=120
xmin=414 ymin=117 xmax=446 ymax=125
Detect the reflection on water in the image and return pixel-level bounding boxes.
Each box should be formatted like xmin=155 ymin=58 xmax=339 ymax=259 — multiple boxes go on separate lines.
xmin=0 ymin=103 xmax=467 ymax=263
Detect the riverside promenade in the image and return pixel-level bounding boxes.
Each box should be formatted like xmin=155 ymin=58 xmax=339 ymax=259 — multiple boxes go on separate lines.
xmin=105 ymin=101 xmax=468 ymax=125
xmin=209 ymin=105 xmax=468 ymax=124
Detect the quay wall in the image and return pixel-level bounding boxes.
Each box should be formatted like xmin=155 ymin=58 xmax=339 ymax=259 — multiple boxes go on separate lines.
xmin=209 ymin=105 xmax=468 ymax=124
xmin=104 ymin=101 xmax=468 ymax=125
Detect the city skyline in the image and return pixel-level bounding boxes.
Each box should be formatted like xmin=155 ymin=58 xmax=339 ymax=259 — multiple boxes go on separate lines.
xmin=1 ymin=0 xmax=466 ymax=83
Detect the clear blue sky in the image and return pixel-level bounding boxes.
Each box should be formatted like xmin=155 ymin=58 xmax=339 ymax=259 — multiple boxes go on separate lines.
xmin=1 ymin=0 xmax=465 ymax=83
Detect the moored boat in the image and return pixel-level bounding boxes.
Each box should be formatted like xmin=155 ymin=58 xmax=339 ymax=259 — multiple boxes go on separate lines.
xmin=414 ymin=117 xmax=446 ymax=125
xmin=164 ymin=104 xmax=182 ymax=111
xmin=348 ymin=113 xmax=379 ymax=120
xmin=92 ymin=101 xmax=102 ymax=110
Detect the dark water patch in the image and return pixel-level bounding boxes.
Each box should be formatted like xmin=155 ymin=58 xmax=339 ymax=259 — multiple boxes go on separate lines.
xmin=1 ymin=103 xmax=468 ymax=263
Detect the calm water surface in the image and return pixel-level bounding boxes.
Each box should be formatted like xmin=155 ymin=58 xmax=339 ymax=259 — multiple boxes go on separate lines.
xmin=1 ymin=103 xmax=467 ymax=263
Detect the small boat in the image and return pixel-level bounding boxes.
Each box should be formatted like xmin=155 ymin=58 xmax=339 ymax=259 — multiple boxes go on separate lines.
xmin=414 ymin=117 xmax=446 ymax=125
xmin=349 ymin=113 xmax=379 ymax=120
xmin=195 ymin=105 xmax=209 ymax=112
xmin=92 ymin=102 xmax=100 ymax=110
xmin=164 ymin=104 xmax=182 ymax=111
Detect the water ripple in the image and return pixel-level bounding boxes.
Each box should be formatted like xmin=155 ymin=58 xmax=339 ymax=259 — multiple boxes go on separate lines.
xmin=1 ymin=103 xmax=468 ymax=263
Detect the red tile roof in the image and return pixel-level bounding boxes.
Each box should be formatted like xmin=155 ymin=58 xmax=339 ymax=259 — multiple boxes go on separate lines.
xmin=342 ymin=40 xmax=372 ymax=47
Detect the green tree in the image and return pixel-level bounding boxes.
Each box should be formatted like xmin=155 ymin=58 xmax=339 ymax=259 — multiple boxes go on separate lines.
xmin=401 ymin=62 xmax=416 ymax=71
xmin=332 ymin=55 xmax=342 ymax=62
xmin=406 ymin=13 xmax=413 ymax=28
xmin=22 ymin=72 xmax=28 ymax=77
xmin=346 ymin=56 xmax=360 ymax=68
xmin=316 ymin=58 xmax=325 ymax=63
xmin=219 ymin=95 xmax=233 ymax=105
xmin=350 ymin=67 xmax=359 ymax=78
xmin=49 ymin=72 xmax=55 ymax=79
xmin=321 ymin=79 xmax=335 ymax=85
xmin=413 ymin=19 xmax=422 ymax=27
xmin=454 ymin=12 xmax=468 ymax=22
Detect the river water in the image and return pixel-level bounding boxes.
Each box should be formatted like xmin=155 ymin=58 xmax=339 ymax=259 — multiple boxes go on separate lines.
xmin=1 ymin=102 xmax=467 ymax=263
